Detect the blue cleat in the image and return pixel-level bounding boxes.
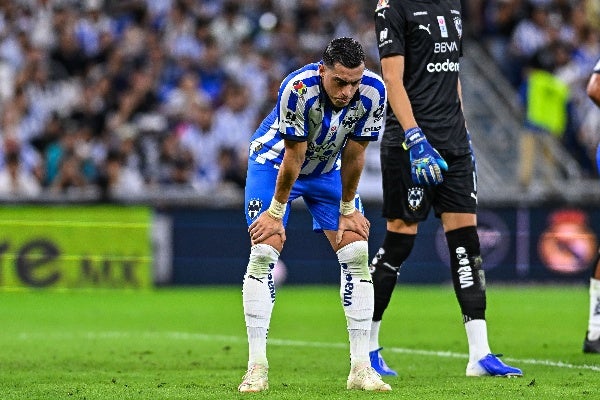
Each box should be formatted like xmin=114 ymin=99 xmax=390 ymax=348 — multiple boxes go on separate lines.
xmin=369 ymin=347 xmax=398 ymax=376
xmin=466 ymin=353 xmax=523 ymax=377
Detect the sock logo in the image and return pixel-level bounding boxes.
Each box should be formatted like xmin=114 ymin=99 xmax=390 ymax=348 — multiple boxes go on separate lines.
xmin=594 ymin=296 xmax=600 ymax=316
xmin=456 ymin=247 xmax=474 ymax=288
xmin=341 ymin=263 xmax=354 ymax=306
xmin=267 ymin=263 xmax=276 ymax=303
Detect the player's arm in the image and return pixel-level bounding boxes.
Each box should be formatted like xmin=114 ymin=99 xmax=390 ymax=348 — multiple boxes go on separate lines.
xmin=380 ymin=55 xmax=417 ymax=130
xmin=587 ymin=71 xmax=600 ymax=107
xmin=336 ymin=139 xmax=370 ymax=245
xmin=381 ymin=55 xmax=448 ymax=185
xmin=273 ymin=140 xmax=306 ymax=204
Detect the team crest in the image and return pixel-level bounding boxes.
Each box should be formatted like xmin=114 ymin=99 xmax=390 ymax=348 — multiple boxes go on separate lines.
xmin=408 ymin=187 xmax=424 ymax=211
xmin=292 ymin=80 xmax=307 ymax=97
xmin=453 ymin=16 xmax=462 ymax=39
xmin=247 ymin=199 xmax=263 ymax=220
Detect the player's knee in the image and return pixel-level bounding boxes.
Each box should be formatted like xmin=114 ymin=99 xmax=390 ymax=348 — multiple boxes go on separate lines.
xmin=337 ymin=240 xmax=370 ymax=280
xmin=247 ymin=244 xmax=280 ymax=278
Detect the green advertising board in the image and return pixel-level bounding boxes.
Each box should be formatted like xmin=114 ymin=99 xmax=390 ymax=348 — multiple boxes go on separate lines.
xmin=0 ymin=205 xmax=152 ymax=289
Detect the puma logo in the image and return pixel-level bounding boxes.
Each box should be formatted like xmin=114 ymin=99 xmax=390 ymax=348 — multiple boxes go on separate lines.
xmin=419 ymin=24 xmax=431 ymax=35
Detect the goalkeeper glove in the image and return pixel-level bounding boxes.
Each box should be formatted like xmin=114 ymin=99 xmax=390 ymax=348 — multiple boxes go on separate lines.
xmin=402 ymin=127 xmax=448 ymax=185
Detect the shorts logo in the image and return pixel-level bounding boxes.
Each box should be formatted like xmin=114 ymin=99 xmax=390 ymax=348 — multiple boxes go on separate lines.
xmin=408 ymin=187 xmax=424 ymax=211
xmin=247 ymin=199 xmax=263 ymax=220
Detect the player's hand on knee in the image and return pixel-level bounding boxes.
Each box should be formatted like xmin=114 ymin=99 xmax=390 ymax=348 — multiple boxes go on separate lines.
xmin=336 ymin=210 xmax=370 ymax=245
xmin=249 ymin=212 xmax=286 ymax=245
xmin=403 ymin=127 xmax=448 ymax=185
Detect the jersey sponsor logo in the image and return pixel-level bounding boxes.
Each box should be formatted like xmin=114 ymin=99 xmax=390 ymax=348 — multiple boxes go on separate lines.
xmin=251 ymin=142 xmax=264 ymax=153
xmin=451 ymin=9 xmax=460 ymax=15
xmin=453 ymin=16 xmax=462 ymax=39
xmin=418 ymin=24 xmax=431 ymax=35
xmin=455 ymin=247 xmax=474 ymax=288
xmin=379 ymin=28 xmax=388 ymax=42
xmin=373 ymin=103 xmax=385 ymax=121
xmin=292 ymin=80 xmax=307 ymax=97
xmin=363 ymin=125 xmax=382 ymax=132
xmin=378 ymin=28 xmax=392 ymax=47
xmin=426 ymin=59 xmax=460 ymax=72
xmin=434 ymin=41 xmax=458 ymax=53
xmin=437 ymin=16 xmax=448 ymax=38
xmin=413 ymin=11 xmax=428 ymax=16
xmin=247 ymin=199 xmax=263 ymax=220
xmin=407 ymin=187 xmax=424 ymax=211
xmin=284 ymin=110 xmax=297 ymax=124
xmin=375 ymin=0 xmax=389 ymax=11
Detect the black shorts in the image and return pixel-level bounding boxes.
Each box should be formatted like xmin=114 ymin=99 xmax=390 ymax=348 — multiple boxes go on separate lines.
xmin=380 ymin=145 xmax=477 ymax=221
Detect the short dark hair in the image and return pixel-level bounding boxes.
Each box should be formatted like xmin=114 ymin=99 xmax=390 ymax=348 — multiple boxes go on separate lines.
xmin=322 ymin=37 xmax=365 ymax=69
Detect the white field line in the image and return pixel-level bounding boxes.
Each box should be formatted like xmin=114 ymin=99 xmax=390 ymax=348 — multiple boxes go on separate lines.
xmin=15 ymin=331 xmax=600 ymax=372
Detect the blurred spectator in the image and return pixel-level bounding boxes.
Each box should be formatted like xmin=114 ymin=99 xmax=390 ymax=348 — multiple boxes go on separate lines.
xmin=0 ymin=150 xmax=42 ymax=198
xmin=97 ymin=148 xmax=145 ymax=200
xmin=517 ymin=43 xmax=572 ymax=189
xmin=0 ymin=0 xmax=596 ymax=202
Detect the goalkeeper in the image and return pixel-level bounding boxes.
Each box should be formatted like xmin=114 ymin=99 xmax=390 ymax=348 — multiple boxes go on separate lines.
xmin=368 ymin=0 xmax=522 ymax=377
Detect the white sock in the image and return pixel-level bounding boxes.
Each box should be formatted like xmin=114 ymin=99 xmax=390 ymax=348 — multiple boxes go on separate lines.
xmin=337 ymin=241 xmax=373 ymax=366
xmin=464 ymin=319 xmax=491 ymax=363
xmin=243 ymin=244 xmax=279 ymax=367
xmin=588 ymin=278 xmax=600 ymax=340
xmin=370 ymin=320 xmax=382 ymax=352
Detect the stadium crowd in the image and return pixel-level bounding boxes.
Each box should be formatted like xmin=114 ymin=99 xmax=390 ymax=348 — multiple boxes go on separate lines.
xmin=0 ymin=0 xmax=598 ymax=200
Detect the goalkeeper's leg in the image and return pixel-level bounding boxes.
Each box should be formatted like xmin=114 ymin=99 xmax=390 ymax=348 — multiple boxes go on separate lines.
xmin=446 ymin=226 xmax=522 ymax=376
xmin=369 ymin=231 xmax=415 ymax=375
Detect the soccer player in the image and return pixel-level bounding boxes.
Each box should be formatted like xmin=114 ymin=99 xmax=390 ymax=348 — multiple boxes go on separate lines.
xmin=368 ymin=0 xmax=523 ymax=377
xmin=239 ymin=37 xmax=391 ymax=392
xmin=583 ymin=59 xmax=600 ymax=354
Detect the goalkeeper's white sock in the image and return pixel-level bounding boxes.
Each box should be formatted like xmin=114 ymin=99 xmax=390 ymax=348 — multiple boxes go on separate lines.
xmin=369 ymin=320 xmax=382 ymax=352
xmin=243 ymin=244 xmax=279 ymax=367
xmin=465 ymin=319 xmax=491 ymax=363
xmin=588 ymin=278 xmax=600 ymax=341
xmin=337 ymin=241 xmax=373 ymax=366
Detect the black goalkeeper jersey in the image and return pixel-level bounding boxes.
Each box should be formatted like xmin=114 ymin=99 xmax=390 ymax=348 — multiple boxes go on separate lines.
xmin=375 ymin=0 xmax=468 ymax=151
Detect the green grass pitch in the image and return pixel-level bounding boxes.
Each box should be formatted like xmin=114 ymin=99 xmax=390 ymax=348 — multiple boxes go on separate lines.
xmin=1 ymin=284 xmax=599 ymax=399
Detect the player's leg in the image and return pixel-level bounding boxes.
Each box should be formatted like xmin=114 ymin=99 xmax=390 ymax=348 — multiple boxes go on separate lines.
xmin=584 ymin=247 xmax=600 ymax=353
xmin=305 ymin=172 xmax=390 ymax=391
xmin=324 ymin=229 xmax=391 ymax=391
xmin=368 ymin=145 xmax=424 ymax=375
xmin=369 ymin=222 xmax=416 ymax=376
xmin=585 ymin=144 xmax=600 ymax=353
xmin=239 ymin=161 xmax=288 ymax=392
xmin=438 ymin=151 xmax=521 ymax=377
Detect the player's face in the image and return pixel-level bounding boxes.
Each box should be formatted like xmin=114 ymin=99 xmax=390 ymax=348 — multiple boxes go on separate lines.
xmin=319 ymin=62 xmax=364 ymax=108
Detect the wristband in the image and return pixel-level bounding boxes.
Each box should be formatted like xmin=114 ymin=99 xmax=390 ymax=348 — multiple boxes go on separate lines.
xmin=267 ymin=197 xmax=286 ymax=220
xmin=340 ymin=200 xmax=356 ymax=216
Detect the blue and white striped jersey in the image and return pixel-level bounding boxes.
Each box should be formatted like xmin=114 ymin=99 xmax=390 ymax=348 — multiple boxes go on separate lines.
xmin=248 ymin=62 xmax=386 ymax=176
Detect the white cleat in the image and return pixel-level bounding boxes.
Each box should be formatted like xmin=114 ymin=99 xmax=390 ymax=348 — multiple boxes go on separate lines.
xmin=347 ymin=363 xmax=392 ymax=391
xmin=238 ymin=364 xmax=269 ymax=393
